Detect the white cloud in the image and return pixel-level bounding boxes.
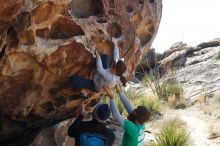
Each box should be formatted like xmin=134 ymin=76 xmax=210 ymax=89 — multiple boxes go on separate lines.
xmin=152 ymin=0 xmax=220 ymax=53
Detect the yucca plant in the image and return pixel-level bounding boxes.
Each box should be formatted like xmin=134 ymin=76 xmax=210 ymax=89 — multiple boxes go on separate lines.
xmin=154 ymin=119 xmax=192 ymax=146
xmin=156 ymin=82 xmax=184 ymax=101
xmin=165 ymin=83 xmax=184 ymax=98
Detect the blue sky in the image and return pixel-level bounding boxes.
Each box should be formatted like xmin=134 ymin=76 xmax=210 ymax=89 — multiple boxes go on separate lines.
xmin=152 ymin=0 xmax=220 ymax=53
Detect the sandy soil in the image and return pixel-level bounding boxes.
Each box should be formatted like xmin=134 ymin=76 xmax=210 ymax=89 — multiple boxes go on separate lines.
xmin=148 ymin=90 xmax=220 ymax=146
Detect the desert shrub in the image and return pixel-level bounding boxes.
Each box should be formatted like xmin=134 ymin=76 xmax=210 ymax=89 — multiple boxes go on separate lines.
xmin=140 ymin=97 xmax=163 ymax=114
xmin=155 ymin=82 xmax=184 ymax=101
xmin=154 ymin=119 xmax=192 ymax=146
xmin=125 ymin=88 xmax=163 ymax=115
xmin=164 ymin=83 xmax=183 ymax=99
xmin=143 ymin=73 xmax=157 ymax=85
xmin=142 ymin=69 xmax=187 ymax=109
xmin=142 ymin=53 xmax=185 ymax=101
xmin=143 ymin=72 xmax=184 ymax=101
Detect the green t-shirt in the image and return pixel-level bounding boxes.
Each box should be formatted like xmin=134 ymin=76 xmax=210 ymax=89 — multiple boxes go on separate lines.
xmin=122 ymin=120 xmax=145 ymax=146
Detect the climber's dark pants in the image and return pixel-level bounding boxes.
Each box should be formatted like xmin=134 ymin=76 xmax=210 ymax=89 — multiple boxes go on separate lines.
xmin=69 ymin=55 xmax=110 ymax=91
xmin=69 ymin=76 xmax=97 ymax=91
xmin=100 ymin=54 xmax=110 ymax=70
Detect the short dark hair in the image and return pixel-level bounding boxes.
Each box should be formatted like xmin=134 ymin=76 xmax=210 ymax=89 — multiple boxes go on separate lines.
xmin=135 ymin=106 xmax=151 ymax=124
xmin=116 ymin=60 xmax=127 ymax=76
xmin=128 ymin=106 xmax=151 ymax=124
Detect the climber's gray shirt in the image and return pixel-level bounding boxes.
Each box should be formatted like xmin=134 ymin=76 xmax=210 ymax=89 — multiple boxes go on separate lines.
xmin=93 ymin=47 xmax=121 ymax=91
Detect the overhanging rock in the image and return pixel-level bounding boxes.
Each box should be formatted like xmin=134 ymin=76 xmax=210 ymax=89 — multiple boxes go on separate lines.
xmin=0 ymin=0 xmax=162 ymax=145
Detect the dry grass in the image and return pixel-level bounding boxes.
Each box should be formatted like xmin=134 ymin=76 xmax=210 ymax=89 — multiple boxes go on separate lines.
xmin=156 ymin=82 xmax=186 ymax=109
xmin=197 ymin=87 xmax=215 ymax=115
xmin=139 ymin=96 xmax=163 ymax=114
xmin=141 ymin=62 xmax=187 ymax=109
xmin=168 ymin=95 xmax=177 ymax=109
xmin=197 ymin=94 xmax=208 ymax=106
xmin=143 ymin=74 xmax=184 ymax=101
xmin=197 ymin=87 xmax=210 ymax=106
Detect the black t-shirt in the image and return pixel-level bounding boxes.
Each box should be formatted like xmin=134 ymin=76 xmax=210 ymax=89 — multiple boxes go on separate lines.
xmin=68 ymin=115 xmax=115 ymax=146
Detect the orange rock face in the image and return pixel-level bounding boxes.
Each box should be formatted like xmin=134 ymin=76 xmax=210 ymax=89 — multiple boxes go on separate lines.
xmin=0 ymin=0 xmax=162 ymax=144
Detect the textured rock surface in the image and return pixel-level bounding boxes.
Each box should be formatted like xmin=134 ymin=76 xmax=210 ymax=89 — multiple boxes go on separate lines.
xmin=176 ymin=46 xmax=220 ymax=101
xmin=0 ymin=0 xmax=162 ymax=145
xmin=158 ymin=39 xmax=220 ymax=69
xmin=138 ymin=39 xmax=220 ymax=72
xmin=158 ymin=46 xmax=194 ymax=68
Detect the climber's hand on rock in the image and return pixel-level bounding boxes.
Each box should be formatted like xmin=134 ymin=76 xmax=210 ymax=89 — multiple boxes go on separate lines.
xmin=104 ymin=86 xmax=114 ymax=99
xmin=95 ymin=50 xmax=100 ymax=57
xmin=112 ymin=37 xmax=118 ymax=47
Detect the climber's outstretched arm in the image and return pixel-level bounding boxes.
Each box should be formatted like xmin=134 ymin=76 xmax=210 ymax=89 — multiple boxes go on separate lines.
xmin=118 ymin=91 xmax=133 ymax=114
xmin=96 ymin=51 xmax=114 ymax=83
xmin=110 ymin=98 xmax=125 ymax=127
xmin=104 ymin=86 xmax=125 ymax=127
xmin=113 ymin=47 xmax=120 ymax=62
xmin=112 ymin=38 xmax=120 ymax=62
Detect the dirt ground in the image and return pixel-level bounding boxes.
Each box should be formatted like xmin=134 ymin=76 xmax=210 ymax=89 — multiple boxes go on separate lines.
xmin=147 ymin=90 xmax=220 ymax=146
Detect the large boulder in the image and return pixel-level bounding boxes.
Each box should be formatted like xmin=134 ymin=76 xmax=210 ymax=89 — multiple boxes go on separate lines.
xmin=0 ymin=0 xmax=162 ymax=145
xmin=159 ymin=46 xmax=194 ymax=68
xmin=158 ymin=39 xmax=220 ymax=69
xmin=196 ymin=39 xmax=220 ymax=49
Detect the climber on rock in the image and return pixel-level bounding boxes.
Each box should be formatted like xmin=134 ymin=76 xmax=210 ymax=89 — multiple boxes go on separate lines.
xmin=104 ymin=85 xmax=152 ymax=146
xmin=69 ymin=37 xmax=127 ymax=95
xmin=68 ymin=101 xmax=115 ymax=146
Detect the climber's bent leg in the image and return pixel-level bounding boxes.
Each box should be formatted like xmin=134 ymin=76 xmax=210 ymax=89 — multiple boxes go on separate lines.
xmin=69 ymin=75 xmax=97 ymax=91
xmin=101 ymin=54 xmax=110 ymax=69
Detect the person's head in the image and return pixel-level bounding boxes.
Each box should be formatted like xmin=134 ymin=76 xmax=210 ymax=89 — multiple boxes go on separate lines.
xmin=128 ymin=106 xmax=151 ymax=125
xmin=115 ymin=60 xmax=127 ymax=76
xmin=92 ymin=103 xmax=111 ymax=123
